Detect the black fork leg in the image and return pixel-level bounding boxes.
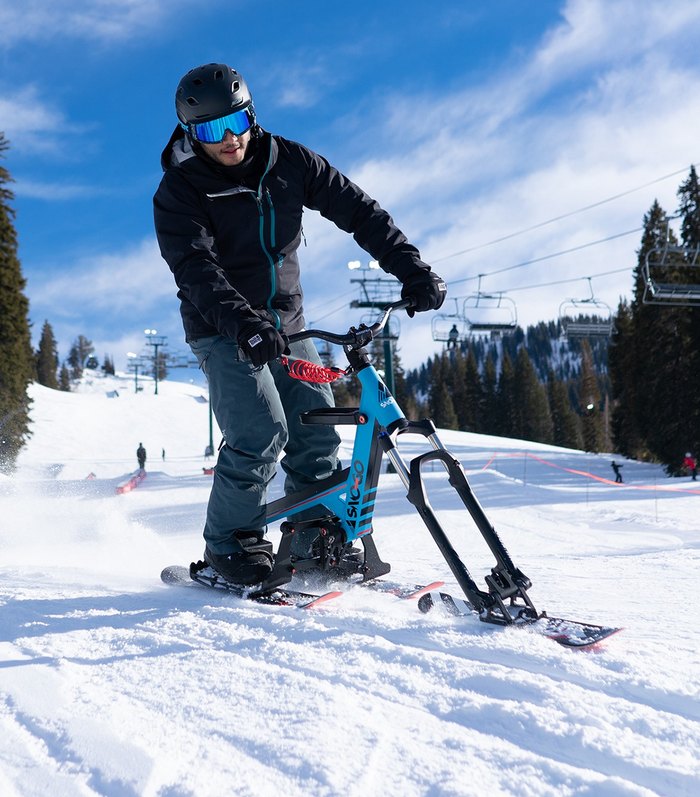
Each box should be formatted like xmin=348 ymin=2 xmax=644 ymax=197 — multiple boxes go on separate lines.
xmin=405 ymin=449 xmax=537 ymax=622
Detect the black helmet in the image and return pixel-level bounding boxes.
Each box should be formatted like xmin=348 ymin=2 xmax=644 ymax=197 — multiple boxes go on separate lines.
xmin=175 ymin=63 xmax=256 ymax=126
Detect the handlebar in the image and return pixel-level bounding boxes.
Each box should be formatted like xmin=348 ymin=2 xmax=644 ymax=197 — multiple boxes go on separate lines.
xmin=287 ymin=298 xmax=414 ymax=348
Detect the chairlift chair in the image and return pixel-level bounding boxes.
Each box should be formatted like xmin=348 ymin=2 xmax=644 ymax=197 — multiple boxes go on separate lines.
xmin=642 ymin=246 xmax=700 ymax=306
xmin=559 ymin=287 xmax=613 ymax=337
xmin=641 ymin=214 xmax=700 ymax=306
xmin=431 ymin=316 xmax=469 ymax=344
xmin=462 ymin=290 xmax=518 ymax=337
xmin=430 ymin=298 xmax=468 ymax=345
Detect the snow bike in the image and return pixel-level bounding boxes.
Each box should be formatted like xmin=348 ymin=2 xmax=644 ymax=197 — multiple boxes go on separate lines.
xmin=243 ymin=299 xmax=538 ymax=623
xmin=167 ymin=300 xmax=620 ymax=646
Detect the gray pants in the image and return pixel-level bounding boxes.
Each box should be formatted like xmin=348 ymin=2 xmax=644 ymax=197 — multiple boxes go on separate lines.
xmin=189 ymin=336 xmax=341 ymax=554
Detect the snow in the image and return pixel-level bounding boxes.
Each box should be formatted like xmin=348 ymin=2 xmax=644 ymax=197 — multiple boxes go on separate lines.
xmin=2 ymin=371 xmax=699 ymax=797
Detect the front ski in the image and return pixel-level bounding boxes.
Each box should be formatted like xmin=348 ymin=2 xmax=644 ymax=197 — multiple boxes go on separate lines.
xmin=417 ymin=591 xmax=621 ymax=648
xmin=160 ymin=564 xmax=341 ymax=609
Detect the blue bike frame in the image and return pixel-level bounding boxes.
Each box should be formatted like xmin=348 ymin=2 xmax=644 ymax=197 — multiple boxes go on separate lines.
xmin=266 ymin=359 xmax=405 ymax=540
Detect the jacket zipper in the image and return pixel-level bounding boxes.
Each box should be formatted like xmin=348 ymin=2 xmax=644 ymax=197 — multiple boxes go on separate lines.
xmin=256 ymin=142 xmax=282 ymax=330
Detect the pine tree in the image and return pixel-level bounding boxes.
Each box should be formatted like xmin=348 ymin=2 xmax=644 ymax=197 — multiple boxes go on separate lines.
xmin=609 ymin=299 xmax=643 ymax=457
xmin=0 ymin=133 xmax=34 ymax=471
xmin=58 ymin=363 xmax=71 ymax=392
xmin=389 ymin=346 xmax=419 ymax=419
xmin=547 ymin=370 xmax=582 ymax=449
xmin=67 ymin=335 xmax=95 ymax=380
xmin=429 ymin=354 xmax=459 ymax=429
xmin=514 ymin=347 xmax=553 ymax=444
xmin=448 ymin=349 xmax=470 ymax=430
xmin=578 ymin=340 xmax=604 ymax=452
xmin=463 ymin=347 xmax=484 ymax=433
xmin=676 ymin=167 xmax=700 ymax=461
xmin=630 ymin=201 xmax=690 ymax=465
xmin=481 ymin=354 xmax=499 ymax=435
xmin=36 ymin=320 xmax=59 ymax=388
xmin=496 ymin=351 xmax=517 ymax=438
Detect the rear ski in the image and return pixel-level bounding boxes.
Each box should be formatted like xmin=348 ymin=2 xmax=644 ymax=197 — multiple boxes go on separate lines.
xmin=160 ymin=563 xmax=342 ymax=609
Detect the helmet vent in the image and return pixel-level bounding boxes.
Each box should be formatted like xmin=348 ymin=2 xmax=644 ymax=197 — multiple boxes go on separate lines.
xmin=186 ymin=97 xmax=198 ymax=106
xmin=214 ymin=69 xmax=224 ymax=80
xmin=192 ymin=78 xmax=203 ymax=86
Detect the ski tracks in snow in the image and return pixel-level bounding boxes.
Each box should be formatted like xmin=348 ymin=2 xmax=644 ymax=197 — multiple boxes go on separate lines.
xmin=1 ymin=570 xmax=699 ymax=797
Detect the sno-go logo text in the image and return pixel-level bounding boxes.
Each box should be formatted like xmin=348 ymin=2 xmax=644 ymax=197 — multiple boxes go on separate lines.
xmin=346 ymin=459 xmax=365 ymax=527
xmin=378 ymin=382 xmax=394 ymax=408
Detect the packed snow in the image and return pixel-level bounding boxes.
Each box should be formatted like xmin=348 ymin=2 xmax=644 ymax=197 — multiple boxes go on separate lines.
xmin=1 ymin=370 xmax=699 ymax=797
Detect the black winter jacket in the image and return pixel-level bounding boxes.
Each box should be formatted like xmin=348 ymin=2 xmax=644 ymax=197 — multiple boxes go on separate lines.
xmin=153 ymin=127 xmax=431 ymax=342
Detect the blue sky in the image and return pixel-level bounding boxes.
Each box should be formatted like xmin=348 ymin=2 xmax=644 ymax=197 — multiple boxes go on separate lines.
xmin=3 ymin=0 xmax=700 ymax=372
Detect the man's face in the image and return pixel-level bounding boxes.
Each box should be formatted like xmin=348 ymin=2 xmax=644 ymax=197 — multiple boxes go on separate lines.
xmin=200 ymin=129 xmax=252 ymax=166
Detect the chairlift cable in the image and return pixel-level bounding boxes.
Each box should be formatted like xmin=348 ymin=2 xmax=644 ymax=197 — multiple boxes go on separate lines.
xmin=306 ymin=298 xmax=352 ymax=325
xmin=504 ymin=267 xmax=631 ymax=294
xmin=445 ymin=267 xmax=631 ymax=302
xmin=430 ymin=163 xmax=699 ymax=264
xmin=447 ymin=228 xmax=642 ymax=287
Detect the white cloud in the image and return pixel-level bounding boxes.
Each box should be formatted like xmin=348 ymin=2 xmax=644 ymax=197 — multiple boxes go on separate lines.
xmin=14 ymin=179 xmax=106 ymax=200
xmin=0 ymin=85 xmax=91 ymax=154
xmin=27 ymin=236 xmax=187 ymax=370
xmin=0 ymin=0 xmax=179 ymax=46
xmin=29 ymin=237 xmax=173 ymax=315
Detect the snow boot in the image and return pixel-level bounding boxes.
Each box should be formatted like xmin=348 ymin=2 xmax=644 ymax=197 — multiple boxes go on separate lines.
xmin=204 ymin=532 xmax=273 ymax=586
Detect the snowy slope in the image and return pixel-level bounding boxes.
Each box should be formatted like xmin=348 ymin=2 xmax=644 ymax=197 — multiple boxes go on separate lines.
xmin=1 ymin=373 xmax=699 ymax=797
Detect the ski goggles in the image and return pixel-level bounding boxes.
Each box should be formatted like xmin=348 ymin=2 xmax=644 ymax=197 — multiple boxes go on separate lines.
xmin=184 ymin=108 xmax=253 ymax=143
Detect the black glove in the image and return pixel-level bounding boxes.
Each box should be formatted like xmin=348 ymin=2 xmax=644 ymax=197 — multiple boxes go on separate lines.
xmin=237 ymin=321 xmax=288 ymax=367
xmin=400 ymin=271 xmax=447 ymax=318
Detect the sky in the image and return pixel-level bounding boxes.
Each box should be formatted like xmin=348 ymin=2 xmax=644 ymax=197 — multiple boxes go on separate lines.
xmin=1 ymin=371 xmax=699 ymax=795
xmin=3 ymin=0 xmax=700 ymax=371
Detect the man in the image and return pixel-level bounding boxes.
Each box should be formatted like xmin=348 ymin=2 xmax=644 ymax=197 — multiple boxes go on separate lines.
xmin=447 ymin=324 xmax=459 ymax=350
xmin=153 ymin=63 xmax=446 ymax=586
xmin=611 ymin=460 xmax=623 ymax=484
xmin=683 ymin=452 xmax=697 ymax=481
xmin=136 ymin=443 xmax=146 ymax=471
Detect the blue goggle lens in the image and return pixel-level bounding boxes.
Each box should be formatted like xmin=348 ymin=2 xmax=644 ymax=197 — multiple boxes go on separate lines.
xmin=187 ymin=109 xmax=252 ymax=143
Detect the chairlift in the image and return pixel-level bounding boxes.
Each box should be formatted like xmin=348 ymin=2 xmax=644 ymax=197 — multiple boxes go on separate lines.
xmin=559 ymin=278 xmax=613 ymax=338
xmin=462 ymin=279 xmax=518 ymax=337
xmin=431 ymin=298 xmax=468 ymax=346
xmin=642 ymin=216 xmax=700 ymax=306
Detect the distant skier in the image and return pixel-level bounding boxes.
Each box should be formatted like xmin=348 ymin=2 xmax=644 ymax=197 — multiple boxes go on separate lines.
xmin=683 ymin=452 xmax=697 ymax=481
xmin=447 ymin=324 xmax=459 ymax=350
xmin=611 ymin=461 xmax=623 ymax=483
xmin=137 ymin=443 xmax=147 ymax=471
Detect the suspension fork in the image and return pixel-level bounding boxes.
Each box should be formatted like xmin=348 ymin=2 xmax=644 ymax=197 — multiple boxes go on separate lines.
xmin=380 ymin=419 xmax=537 ymax=622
